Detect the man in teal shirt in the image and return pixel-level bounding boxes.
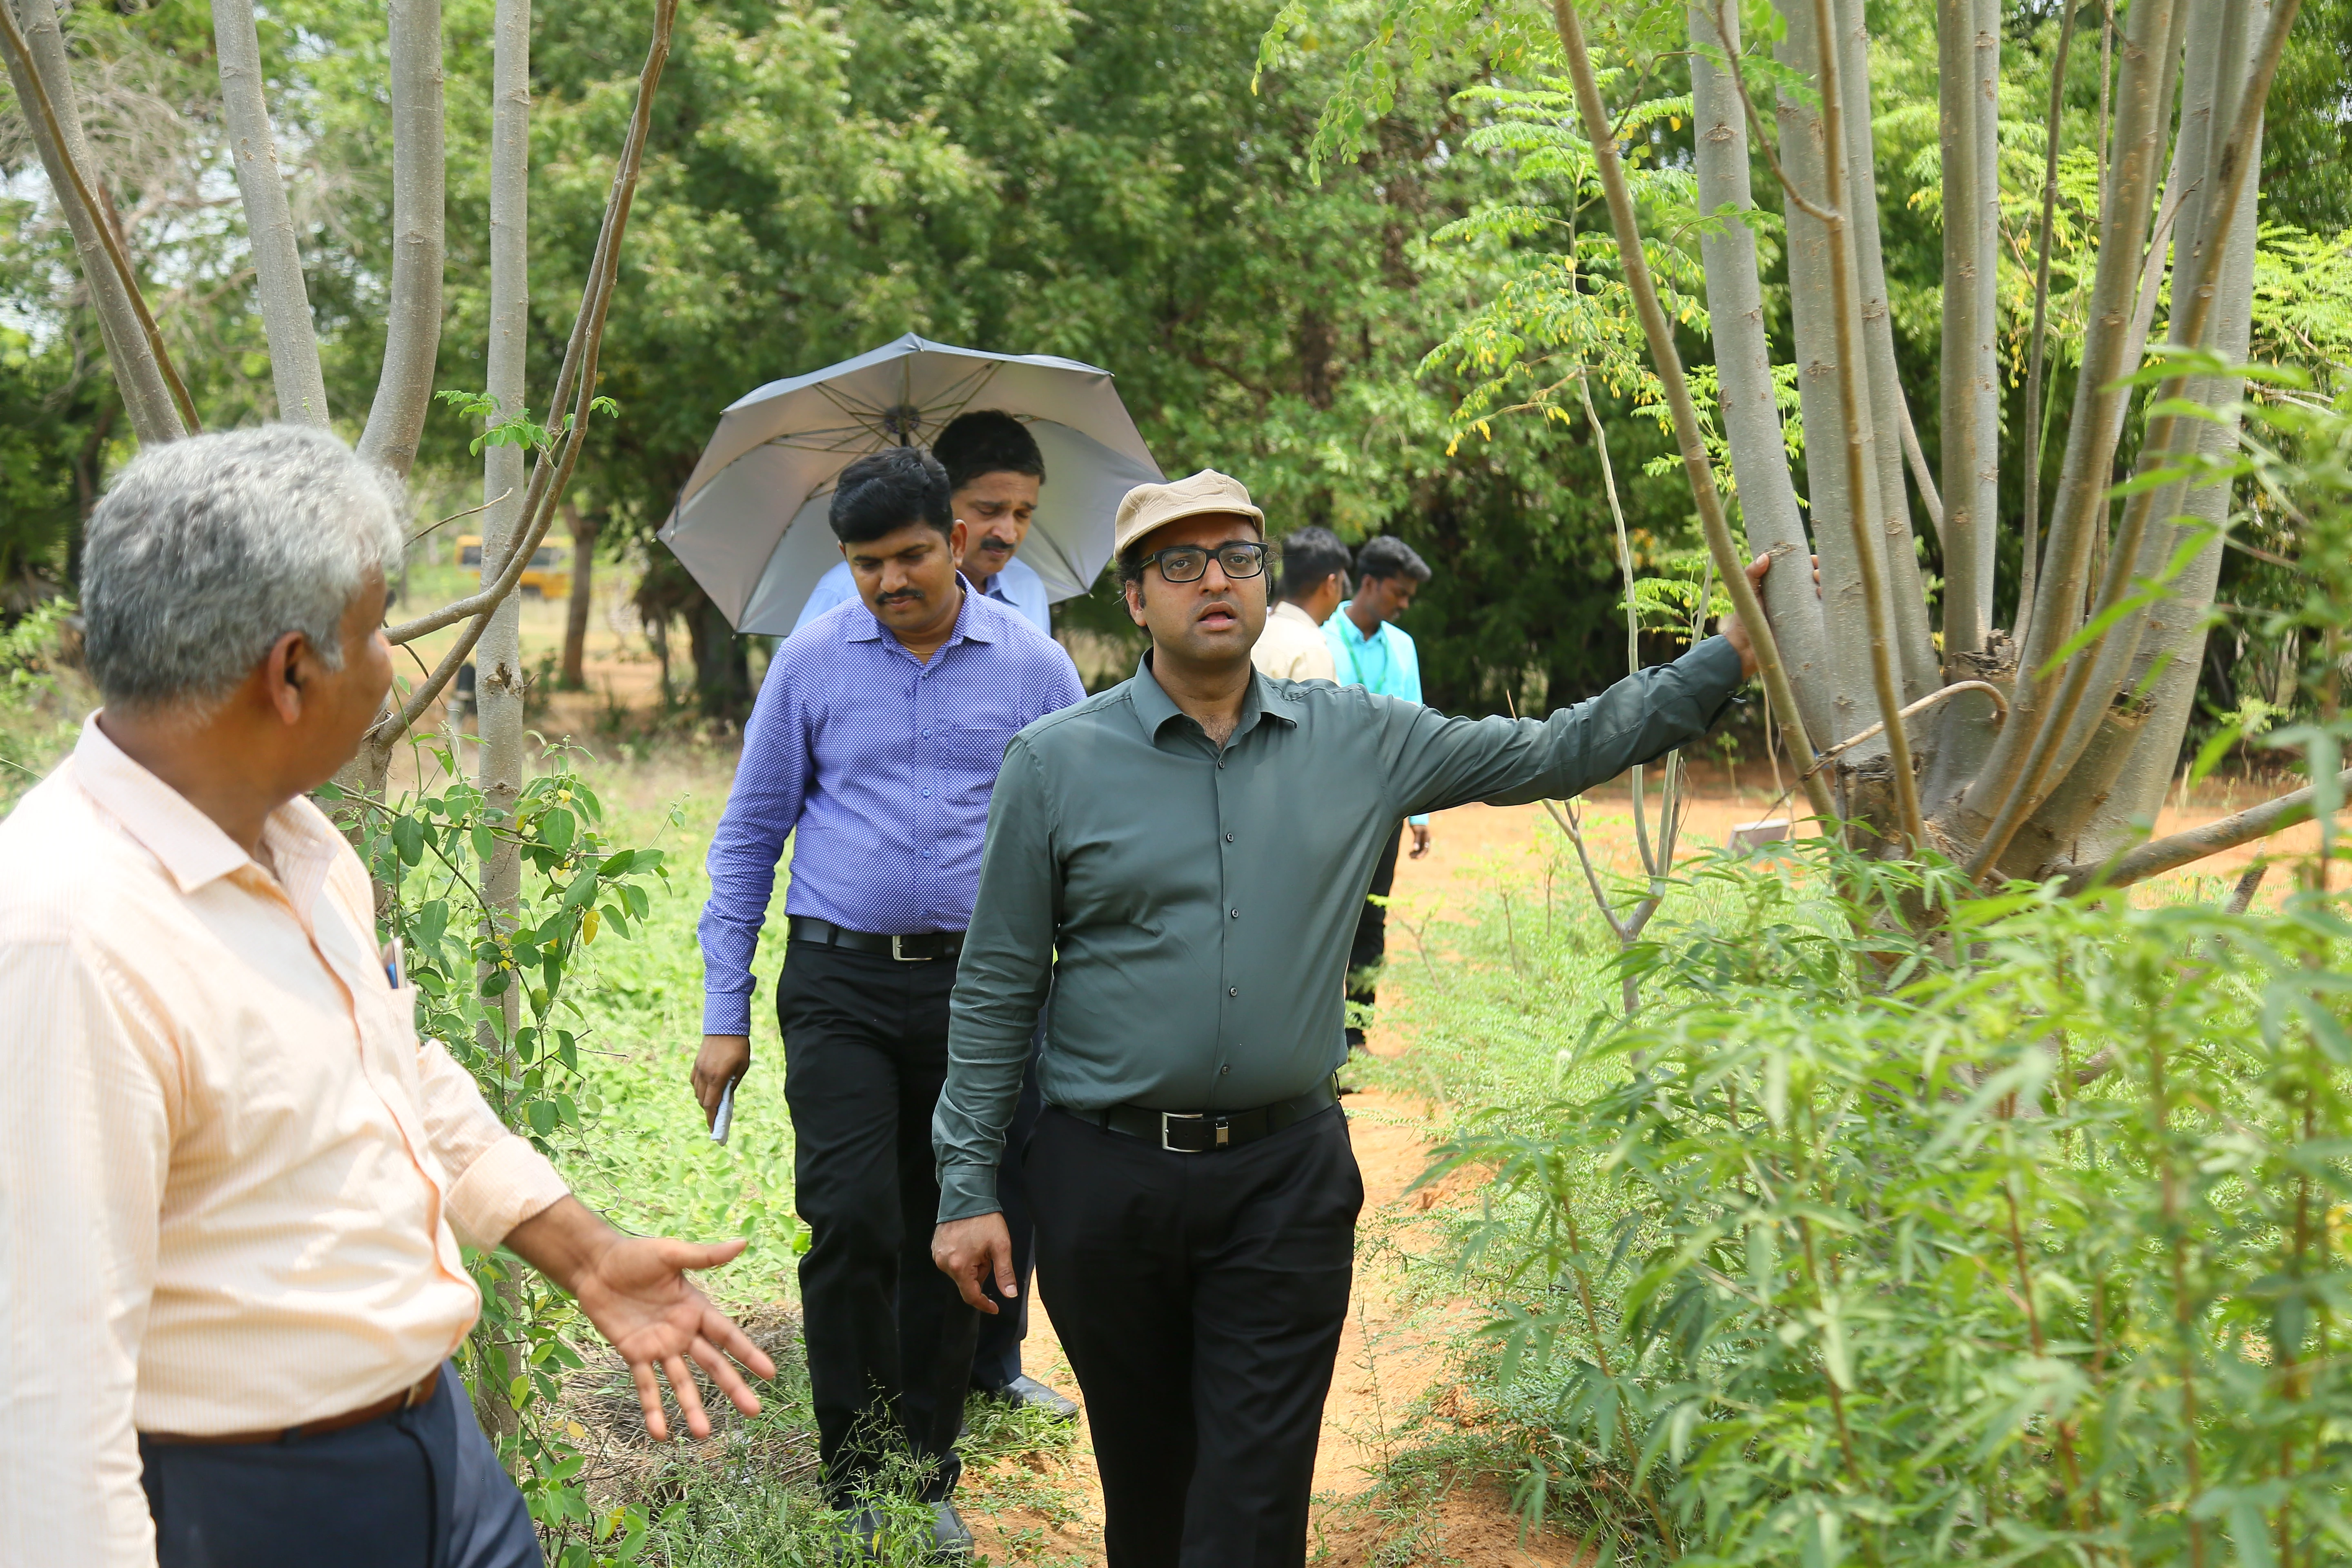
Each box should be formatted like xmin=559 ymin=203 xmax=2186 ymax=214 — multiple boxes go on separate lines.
xmin=930 ymin=470 xmax=1784 ymax=1567
xmin=1323 ymin=534 xmax=1432 ymax=1049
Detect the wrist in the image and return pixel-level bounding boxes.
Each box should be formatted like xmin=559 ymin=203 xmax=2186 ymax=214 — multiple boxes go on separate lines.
xmin=506 ymin=1194 xmax=621 ymax=1296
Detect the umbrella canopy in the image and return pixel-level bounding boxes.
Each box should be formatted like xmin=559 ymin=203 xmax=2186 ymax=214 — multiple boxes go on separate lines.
xmin=659 ymin=334 xmax=1164 ymax=635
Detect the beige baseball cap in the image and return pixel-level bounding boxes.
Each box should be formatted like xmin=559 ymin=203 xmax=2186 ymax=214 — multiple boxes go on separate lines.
xmin=1112 ymin=469 xmax=1265 ymax=557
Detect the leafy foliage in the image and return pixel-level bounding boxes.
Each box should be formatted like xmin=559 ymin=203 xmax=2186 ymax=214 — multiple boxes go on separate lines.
xmin=1437 ymin=843 xmax=2352 ymax=1563
xmin=328 ymin=741 xmax=688 ymax=1567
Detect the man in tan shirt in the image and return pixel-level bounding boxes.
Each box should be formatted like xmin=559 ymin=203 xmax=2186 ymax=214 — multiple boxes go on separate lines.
xmin=0 ymin=426 xmax=774 ymax=1568
xmin=1247 ymin=526 xmax=1348 ymax=683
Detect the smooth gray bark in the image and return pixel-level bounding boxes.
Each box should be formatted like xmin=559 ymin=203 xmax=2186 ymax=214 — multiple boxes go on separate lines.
xmin=1953 ymin=0 xmax=2177 ymax=837
xmin=1835 ymin=0 xmax=1938 ymax=704
xmin=1688 ymin=1 xmax=1832 ymax=744
xmin=2047 ymin=0 xmax=2266 ymax=864
xmin=4 ymin=0 xmax=183 ymax=443
xmin=212 ymin=0 xmax=330 ymax=425
xmin=1775 ymin=0 xmax=1883 ymax=754
xmin=358 ymin=0 xmax=445 ymax=477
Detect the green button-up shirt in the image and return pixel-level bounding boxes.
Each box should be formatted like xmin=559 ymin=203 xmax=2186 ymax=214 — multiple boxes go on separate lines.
xmin=931 ymin=635 xmax=1745 ymax=1220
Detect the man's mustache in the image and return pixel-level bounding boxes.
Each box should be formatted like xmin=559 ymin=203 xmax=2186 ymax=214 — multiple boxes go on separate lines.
xmin=876 ymin=588 xmax=922 ymax=606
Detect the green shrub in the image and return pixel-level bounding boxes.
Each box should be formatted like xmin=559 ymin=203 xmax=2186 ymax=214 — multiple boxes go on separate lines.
xmin=1441 ymin=844 xmax=2352 ymax=1565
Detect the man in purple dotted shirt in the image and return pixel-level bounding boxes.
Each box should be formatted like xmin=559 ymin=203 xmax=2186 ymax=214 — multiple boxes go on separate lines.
xmin=689 ymin=446 xmax=1085 ymax=1559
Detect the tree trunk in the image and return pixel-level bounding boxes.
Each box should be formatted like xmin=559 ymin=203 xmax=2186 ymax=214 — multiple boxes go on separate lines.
xmin=1688 ymin=0 xmax=1833 ymax=746
xmin=212 ymin=0 xmax=331 ymax=426
xmin=688 ymin=592 xmax=753 ymax=719
xmin=561 ymin=499 xmax=597 ymax=690
xmin=3 ymin=0 xmax=183 ymax=445
xmin=470 ymin=0 xmax=530 ymax=1454
xmin=357 ymin=0 xmax=445 ymax=477
xmin=1775 ymin=0 xmax=1887 ymax=756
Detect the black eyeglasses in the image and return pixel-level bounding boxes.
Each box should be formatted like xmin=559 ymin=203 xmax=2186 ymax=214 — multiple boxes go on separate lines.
xmin=1143 ymin=541 xmax=1268 ymax=583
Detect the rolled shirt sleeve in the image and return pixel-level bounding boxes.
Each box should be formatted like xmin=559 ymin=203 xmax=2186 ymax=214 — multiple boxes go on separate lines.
xmin=931 ymin=736 xmax=1060 ymax=1221
xmin=409 ymin=1035 xmax=570 ymax=1251
xmin=0 ymin=933 xmax=174 ymax=1568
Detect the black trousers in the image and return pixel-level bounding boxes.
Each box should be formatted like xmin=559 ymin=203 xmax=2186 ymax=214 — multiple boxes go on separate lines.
xmin=140 ymin=1359 xmax=539 ymax=1568
xmin=1346 ymin=823 xmax=1404 ymax=1045
xmin=969 ymin=1033 xmax=1046 ymax=1390
xmin=778 ymin=940 xmax=979 ymax=1506
xmin=1028 ymin=1103 xmax=1363 ymax=1568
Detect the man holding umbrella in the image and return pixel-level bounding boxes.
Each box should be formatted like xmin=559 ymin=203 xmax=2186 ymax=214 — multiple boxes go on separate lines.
xmin=931 ymin=469 xmax=1782 ymax=1565
xmin=692 ymin=447 xmax=1082 ymax=1558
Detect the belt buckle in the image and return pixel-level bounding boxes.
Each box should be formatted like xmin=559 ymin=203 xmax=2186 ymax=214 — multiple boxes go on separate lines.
xmin=890 ymin=934 xmax=929 ymax=962
xmin=1159 ymin=1113 xmax=1230 ymax=1152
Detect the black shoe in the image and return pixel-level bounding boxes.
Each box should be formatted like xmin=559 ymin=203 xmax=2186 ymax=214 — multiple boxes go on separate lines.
xmin=930 ymin=1500 xmax=975 ymax=1560
xmin=832 ymin=1505 xmax=885 ymax=1563
xmin=978 ymin=1374 xmax=1080 ymax=1422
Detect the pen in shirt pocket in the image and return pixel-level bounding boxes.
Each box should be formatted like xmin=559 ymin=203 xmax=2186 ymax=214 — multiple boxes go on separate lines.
xmin=381 ymin=938 xmax=403 ymax=989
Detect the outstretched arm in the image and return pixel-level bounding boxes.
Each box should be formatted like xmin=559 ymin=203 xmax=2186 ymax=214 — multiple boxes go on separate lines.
xmin=1380 ymin=554 xmax=1781 ymax=818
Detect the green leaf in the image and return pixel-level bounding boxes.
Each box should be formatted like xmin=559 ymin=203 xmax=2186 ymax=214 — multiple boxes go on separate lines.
xmin=525 ymin=1099 xmax=557 ymax=1135
xmin=472 ymin=824 xmax=496 ymax=862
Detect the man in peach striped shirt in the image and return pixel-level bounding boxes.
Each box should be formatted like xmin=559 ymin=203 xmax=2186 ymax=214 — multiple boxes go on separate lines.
xmin=0 ymin=426 xmax=774 ymax=1568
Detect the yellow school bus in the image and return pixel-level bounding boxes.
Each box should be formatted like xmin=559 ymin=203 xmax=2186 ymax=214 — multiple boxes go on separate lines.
xmin=457 ymin=535 xmax=572 ymax=599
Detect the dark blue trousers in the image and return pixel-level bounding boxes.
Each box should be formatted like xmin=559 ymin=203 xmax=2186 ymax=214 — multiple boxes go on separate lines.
xmin=140 ymin=1360 xmax=539 ymax=1568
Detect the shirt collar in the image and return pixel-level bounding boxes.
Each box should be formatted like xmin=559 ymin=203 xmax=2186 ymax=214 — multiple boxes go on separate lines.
xmin=1272 ymin=601 xmax=1319 ymax=630
xmin=1330 ymin=603 xmax=1382 ymax=647
xmin=1128 ymin=651 xmax=1299 ymax=745
xmin=71 ymin=715 xmax=340 ymax=911
xmin=841 ymin=581 xmax=996 ymax=649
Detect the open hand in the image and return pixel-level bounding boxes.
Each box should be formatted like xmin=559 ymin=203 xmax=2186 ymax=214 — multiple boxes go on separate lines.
xmin=933 ymin=1213 xmax=1016 ymax=1314
xmin=505 ymin=1196 xmax=777 ymax=1441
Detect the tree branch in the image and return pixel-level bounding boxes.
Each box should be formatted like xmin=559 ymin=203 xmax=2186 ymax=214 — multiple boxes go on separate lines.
xmin=213 ymin=0 xmax=331 ymax=425
xmin=1553 ymin=0 xmax=1837 ymax=825
xmin=357 ymin=0 xmax=445 ymax=476
xmin=2018 ymin=0 xmax=2083 ymax=644
xmin=1960 ymin=0 xmax=2180 ymax=836
xmin=1688 ymin=0 xmax=1831 ymax=742
xmin=1969 ymin=0 xmax=2299 ymax=880
xmin=370 ymin=0 xmax=677 ymax=740
xmin=1 ymin=0 xmax=190 ymax=442
xmin=2054 ymin=767 xmax=2349 ymax=895
xmin=1810 ymin=0 xmax=1923 ymax=846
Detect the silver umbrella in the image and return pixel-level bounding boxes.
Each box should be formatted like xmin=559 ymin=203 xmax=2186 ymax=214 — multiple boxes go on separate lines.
xmin=659 ymin=334 xmax=1164 ymax=634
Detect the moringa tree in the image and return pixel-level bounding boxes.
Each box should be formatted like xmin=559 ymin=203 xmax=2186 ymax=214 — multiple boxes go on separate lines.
xmin=0 ymin=0 xmax=673 ymax=801
xmin=1301 ymin=0 xmax=2343 ymax=893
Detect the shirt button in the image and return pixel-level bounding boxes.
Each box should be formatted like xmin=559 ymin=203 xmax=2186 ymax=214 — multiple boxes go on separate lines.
xmin=921 ymin=787 xmax=931 ymax=797
xmin=1228 ymin=986 xmax=1238 ymax=996
xmin=1221 ymin=1064 xmax=1231 ymax=1075
xmin=920 ymin=849 xmax=933 ymax=859
xmin=922 ymin=728 xmax=932 ymax=737
xmin=1229 ymin=908 xmax=1239 ymax=919
xmin=1224 ymin=832 xmax=1235 ymax=843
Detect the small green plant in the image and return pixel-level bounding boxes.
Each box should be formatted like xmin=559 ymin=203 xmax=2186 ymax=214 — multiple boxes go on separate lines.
xmin=327 ymin=737 xmax=674 ymax=1567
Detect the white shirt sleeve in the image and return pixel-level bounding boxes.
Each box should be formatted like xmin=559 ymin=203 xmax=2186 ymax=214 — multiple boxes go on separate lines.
xmin=790 ymin=562 xmax=860 ymax=636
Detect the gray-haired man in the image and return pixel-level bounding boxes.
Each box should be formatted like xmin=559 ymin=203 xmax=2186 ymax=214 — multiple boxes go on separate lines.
xmin=0 ymin=425 xmax=773 ymax=1568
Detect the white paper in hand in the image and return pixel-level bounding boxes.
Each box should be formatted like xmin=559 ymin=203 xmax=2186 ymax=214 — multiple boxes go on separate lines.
xmin=710 ymin=1078 xmax=737 ymax=1145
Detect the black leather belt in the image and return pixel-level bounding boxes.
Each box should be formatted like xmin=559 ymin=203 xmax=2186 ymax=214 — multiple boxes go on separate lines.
xmin=788 ymin=916 xmax=964 ymax=962
xmin=1068 ymin=1074 xmax=1341 ymax=1154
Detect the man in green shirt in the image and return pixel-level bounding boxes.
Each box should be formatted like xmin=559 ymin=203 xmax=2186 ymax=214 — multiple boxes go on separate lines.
xmin=931 ymin=469 xmax=1777 ymax=1567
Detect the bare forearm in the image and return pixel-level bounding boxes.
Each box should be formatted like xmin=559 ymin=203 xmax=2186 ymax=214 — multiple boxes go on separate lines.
xmin=502 ymin=1194 xmax=613 ymax=1297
